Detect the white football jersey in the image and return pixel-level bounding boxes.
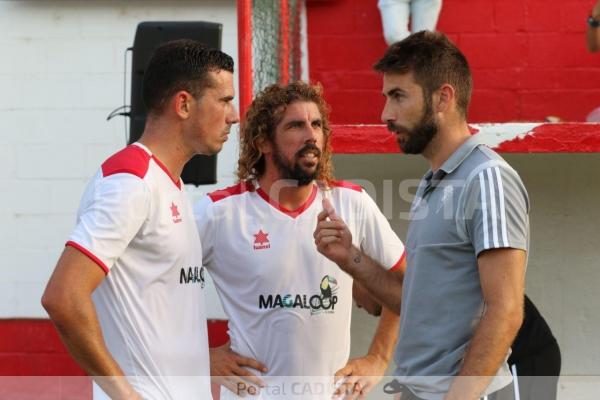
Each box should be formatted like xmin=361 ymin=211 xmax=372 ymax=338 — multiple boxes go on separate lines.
xmin=194 ymin=181 xmax=404 ymax=395
xmin=68 ymin=143 xmax=211 ymax=400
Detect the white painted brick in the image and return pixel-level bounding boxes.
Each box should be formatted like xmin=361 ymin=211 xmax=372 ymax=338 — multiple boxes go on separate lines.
xmin=50 ymin=179 xmax=88 ymax=214
xmin=43 ymin=39 xmax=119 ymax=74
xmin=0 ymin=213 xmax=19 ymax=251
xmin=0 ymin=145 xmax=16 ymax=179
xmin=1 ymin=74 xmax=83 ymax=110
xmin=0 ymin=249 xmax=59 ymax=284
xmin=15 ymin=281 xmax=48 ymax=317
xmin=0 ymin=38 xmax=48 ymax=75
xmin=6 ymin=110 xmax=122 ymax=145
xmin=3 ymin=178 xmax=88 ymax=215
xmin=15 ymin=214 xmax=74 ymax=251
xmin=16 ymin=143 xmax=86 ymax=179
xmin=0 ymin=112 xmax=22 ymax=144
xmin=0 ymin=2 xmax=83 ymax=40
xmin=0 ymin=282 xmax=17 ymax=317
xmin=7 ymin=180 xmax=52 ymax=214
xmin=0 ymin=0 xmax=242 ymax=322
xmin=79 ymin=73 xmax=125 ymax=109
xmin=22 ymin=74 xmax=84 ymax=110
xmin=0 ymin=77 xmax=22 ymax=110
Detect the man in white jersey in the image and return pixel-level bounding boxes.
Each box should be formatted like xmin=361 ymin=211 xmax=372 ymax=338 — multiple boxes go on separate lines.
xmin=315 ymin=32 xmax=527 ymax=400
xmin=42 ymin=40 xmax=239 ymax=399
xmin=194 ymin=82 xmax=406 ymax=399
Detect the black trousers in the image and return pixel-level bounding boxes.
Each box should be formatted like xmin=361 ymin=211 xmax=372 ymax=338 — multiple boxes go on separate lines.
xmin=511 ymin=340 xmax=561 ymax=400
xmin=384 ymin=381 xmax=516 ymax=400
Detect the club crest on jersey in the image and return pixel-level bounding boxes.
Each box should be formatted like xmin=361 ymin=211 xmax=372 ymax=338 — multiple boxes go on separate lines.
xmin=170 ymin=202 xmax=182 ymax=224
xmin=253 ymin=229 xmax=270 ymax=250
xmin=258 ymin=275 xmax=339 ymax=315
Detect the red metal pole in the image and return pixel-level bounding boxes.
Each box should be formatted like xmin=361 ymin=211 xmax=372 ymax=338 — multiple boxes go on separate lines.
xmin=279 ymin=0 xmax=290 ymax=85
xmin=237 ymin=0 xmax=253 ymax=121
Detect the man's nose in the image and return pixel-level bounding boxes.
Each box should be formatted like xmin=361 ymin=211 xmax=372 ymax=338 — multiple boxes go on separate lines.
xmin=381 ymin=100 xmax=395 ymax=124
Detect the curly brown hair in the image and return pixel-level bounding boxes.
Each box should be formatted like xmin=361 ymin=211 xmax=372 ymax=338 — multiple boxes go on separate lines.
xmin=237 ymin=81 xmax=335 ymax=185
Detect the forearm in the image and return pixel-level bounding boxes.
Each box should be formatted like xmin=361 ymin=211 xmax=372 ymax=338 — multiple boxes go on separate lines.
xmin=48 ymin=301 xmax=137 ymax=399
xmin=367 ymin=306 xmax=399 ymax=363
xmin=589 ymin=3 xmax=600 ymax=52
xmin=587 ymin=28 xmax=600 ymax=52
xmin=343 ymin=246 xmax=402 ymax=313
xmin=445 ymin=306 xmax=522 ymax=400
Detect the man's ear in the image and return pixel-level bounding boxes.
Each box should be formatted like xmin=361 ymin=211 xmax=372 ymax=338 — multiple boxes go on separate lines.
xmin=435 ymin=83 xmax=456 ymax=114
xmin=173 ymin=91 xmax=193 ymax=119
xmin=257 ymin=136 xmax=272 ymax=155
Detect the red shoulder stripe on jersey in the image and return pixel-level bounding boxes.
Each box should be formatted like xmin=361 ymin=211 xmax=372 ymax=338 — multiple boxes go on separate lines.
xmin=389 ymin=251 xmax=406 ymax=272
xmin=101 ymin=145 xmax=151 ymax=179
xmin=331 ymin=180 xmax=363 ymax=192
xmin=209 ymin=181 xmax=256 ymax=202
xmin=65 ymin=241 xmax=109 ymax=275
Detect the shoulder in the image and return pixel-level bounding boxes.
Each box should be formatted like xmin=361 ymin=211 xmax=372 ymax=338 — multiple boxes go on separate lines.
xmin=328 ymin=180 xmax=380 ymax=213
xmin=207 ymin=181 xmax=256 ymax=203
xmin=101 ymin=145 xmax=151 ymax=179
xmin=194 ymin=182 xmax=255 ymax=227
xmin=461 ymin=146 xmax=522 ymax=187
xmin=329 ymin=180 xmax=363 ymax=193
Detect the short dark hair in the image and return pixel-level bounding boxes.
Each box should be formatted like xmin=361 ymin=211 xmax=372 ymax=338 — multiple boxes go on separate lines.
xmin=374 ymin=31 xmax=472 ymax=118
xmin=142 ymin=39 xmax=234 ymax=114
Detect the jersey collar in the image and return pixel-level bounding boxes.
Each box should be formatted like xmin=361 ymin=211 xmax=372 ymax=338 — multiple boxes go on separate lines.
xmin=132 ymin=142 xmax=182 ymax=190
xmin=256 ymin=183 xmax=318 ymax=219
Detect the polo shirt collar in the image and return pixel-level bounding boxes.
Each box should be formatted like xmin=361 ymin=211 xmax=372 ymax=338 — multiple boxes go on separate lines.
xmin=420 ymin=134 xmax=483 ymax=192
xmin=438 ymin=134 xmax=484 ymax=175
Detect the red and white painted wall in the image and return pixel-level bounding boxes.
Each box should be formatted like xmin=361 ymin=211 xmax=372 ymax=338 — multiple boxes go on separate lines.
xmin=1 ymin=1 xmax=600 ymax=399
xmin=307 ymin=0 xmax=600 ymax=124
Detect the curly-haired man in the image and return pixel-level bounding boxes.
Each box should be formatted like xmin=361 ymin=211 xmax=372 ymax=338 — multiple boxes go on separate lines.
xmin=194 ymin=81 xmax=406 ymax=398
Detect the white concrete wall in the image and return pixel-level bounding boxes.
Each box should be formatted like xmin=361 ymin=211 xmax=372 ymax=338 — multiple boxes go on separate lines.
xmin=335 ymin=153 xmax=600 ymax=397
xmin=0 ymin=0 xmax=239 ymax=318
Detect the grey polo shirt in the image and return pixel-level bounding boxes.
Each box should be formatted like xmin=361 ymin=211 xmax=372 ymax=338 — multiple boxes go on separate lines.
xmin=394 ymin=135 xmax=530 ymax=400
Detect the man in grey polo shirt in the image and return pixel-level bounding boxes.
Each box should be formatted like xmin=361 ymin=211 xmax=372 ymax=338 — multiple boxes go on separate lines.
xmin=314 ymin=31 xmax=528 ymax=400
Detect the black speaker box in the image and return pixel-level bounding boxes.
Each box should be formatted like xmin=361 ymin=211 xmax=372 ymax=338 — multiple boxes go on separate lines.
xmin=129 ymin=21 xmax=223 ymax=186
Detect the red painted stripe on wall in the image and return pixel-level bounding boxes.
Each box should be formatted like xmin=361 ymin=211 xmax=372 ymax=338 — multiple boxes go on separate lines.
xmin=330 ymin=123 xmax=600 ymax=154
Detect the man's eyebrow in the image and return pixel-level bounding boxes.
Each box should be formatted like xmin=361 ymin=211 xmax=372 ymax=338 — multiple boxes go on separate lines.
xmin=283 ymin=119 xmax=305 ymax=127
xmin=384 ymin=87 xmax=406 ymax=97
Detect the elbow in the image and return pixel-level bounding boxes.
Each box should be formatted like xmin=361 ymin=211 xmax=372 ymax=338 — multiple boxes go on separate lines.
xmin=41 ymin=287 xmax=72 ymax=324
xmin=41 ymin=289 xmax=60 ymax=320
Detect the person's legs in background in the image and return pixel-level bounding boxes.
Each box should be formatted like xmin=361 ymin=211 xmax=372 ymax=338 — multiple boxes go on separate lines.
xmin=410 ymin=0 xmax=443 ymax=33
xmin=378 ymin=0 xmax=411 ymax=45
xmin=512 ymin=341 xmax=561 ymax=400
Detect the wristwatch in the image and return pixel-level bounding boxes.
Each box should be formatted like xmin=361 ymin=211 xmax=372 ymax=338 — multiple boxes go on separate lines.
xmin=588 ymin=15 xmax=600 ymax=28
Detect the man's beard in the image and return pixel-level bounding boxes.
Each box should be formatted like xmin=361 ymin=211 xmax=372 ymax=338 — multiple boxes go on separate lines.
xmin=272 ymin=143 xmax=322 ymax=186
xmin=388 ymin=101 xmax=438 ymax=154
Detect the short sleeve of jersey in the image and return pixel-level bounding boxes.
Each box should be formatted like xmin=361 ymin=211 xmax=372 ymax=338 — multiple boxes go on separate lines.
xmin=462 ymin=163 xmax=529 ymax=256
xmin=357 ymin=190 xmax=405 ymax=270
xmin=193 ymin=195 xmax=216 ymax=269
xmin=68 ymin=174 xmax=150 ymax=273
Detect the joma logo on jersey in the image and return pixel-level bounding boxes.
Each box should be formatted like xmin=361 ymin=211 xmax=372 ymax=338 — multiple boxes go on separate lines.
xmin=258 ymin=275 xmax=338 ymax=314
xmin=179 ymin=266 xmax=205 ymax=288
